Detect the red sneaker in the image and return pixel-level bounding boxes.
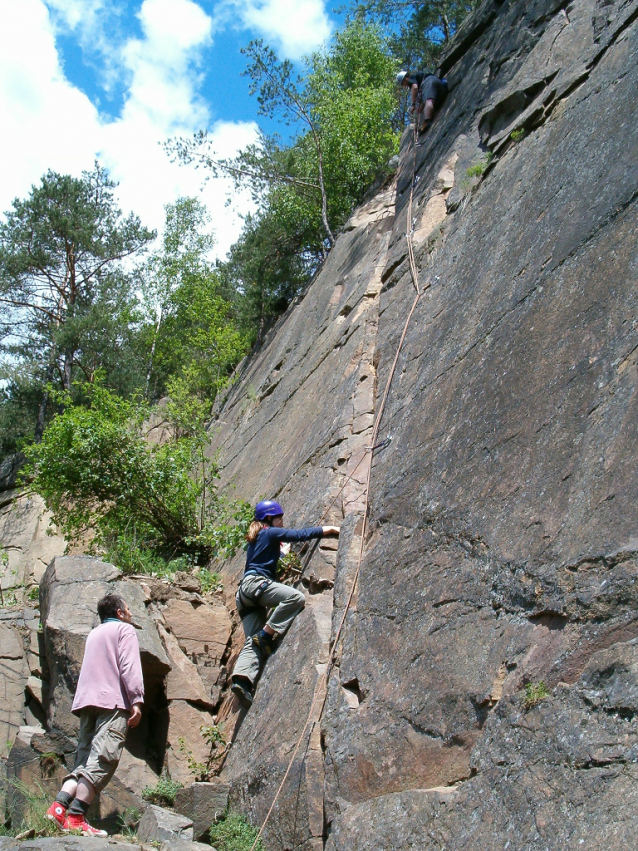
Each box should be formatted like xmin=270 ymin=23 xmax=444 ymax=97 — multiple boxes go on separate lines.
xmin=46 ymin=802 xmax=68 ymax=831
xmin=66 ymin=813 xmax=107 ymax=837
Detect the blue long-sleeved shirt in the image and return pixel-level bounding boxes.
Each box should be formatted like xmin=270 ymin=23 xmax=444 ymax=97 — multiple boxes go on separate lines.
xmin=244 ymin=526 xmax=323 ymax=581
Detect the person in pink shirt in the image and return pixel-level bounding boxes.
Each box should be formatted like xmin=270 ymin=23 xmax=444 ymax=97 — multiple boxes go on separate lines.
xmin=46 ymin=593 xmax=144 ymax=837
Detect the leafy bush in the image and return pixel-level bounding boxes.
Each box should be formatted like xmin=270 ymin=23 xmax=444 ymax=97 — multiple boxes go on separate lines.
xmin=209 ymin=811 xmax=264 ymax=851
xmin=510 ymin=128 xmax=526 ymax=142
xmin=24 ymin=385 xmax=251 ymax=570
xmin=197 ymin=568 xmax=223 ymax=594
xmin=142 ymin=777 xmax=183 ymax=807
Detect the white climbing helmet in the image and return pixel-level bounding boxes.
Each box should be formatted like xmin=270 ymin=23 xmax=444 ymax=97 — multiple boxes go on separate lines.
xmin=396 ymin=70 xmax=409 ymax=86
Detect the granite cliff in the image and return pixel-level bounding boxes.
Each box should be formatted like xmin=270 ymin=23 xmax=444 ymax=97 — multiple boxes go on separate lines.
xmin=1 ymin=0 xmax=638 ymax=849
xmin=208 ymin=0 xmax=638 ymax=848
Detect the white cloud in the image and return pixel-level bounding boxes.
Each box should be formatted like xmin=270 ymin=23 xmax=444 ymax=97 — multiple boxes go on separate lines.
xmin=44 ymin=0 xmax=106 ymax=32
xmin=0 ymin=0 xmax=258 ymax=259
xmin=240 ymin=0 xmax=333 ymax=60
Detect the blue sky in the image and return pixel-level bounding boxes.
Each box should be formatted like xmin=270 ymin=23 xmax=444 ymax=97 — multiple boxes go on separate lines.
xmin=0 ymin=0 xmax=344 ymax=258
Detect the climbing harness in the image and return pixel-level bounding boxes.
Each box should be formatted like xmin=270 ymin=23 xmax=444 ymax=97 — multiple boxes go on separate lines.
xmin=235 ymin=577 xmax=273 ymax=617
xmin=249 ymin=123 xmax=425 ymax=851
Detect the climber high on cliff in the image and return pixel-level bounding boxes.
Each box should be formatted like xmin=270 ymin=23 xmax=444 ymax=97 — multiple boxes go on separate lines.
xmin=397 ymin=69 xmax=448 ymax=133
xmin=231 ymin=500 xmax=340 ymax=708
xmin=46 ymin=594 xmax=143 ymax=837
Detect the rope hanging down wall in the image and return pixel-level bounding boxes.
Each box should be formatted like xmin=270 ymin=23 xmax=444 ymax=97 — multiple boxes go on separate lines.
xmin=249 ymin=124 xmax=426 ymax=851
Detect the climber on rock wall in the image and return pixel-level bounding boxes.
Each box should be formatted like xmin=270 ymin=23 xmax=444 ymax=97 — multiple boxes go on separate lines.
xmin=46 ymin=594 xmax=144 ymax=837
xmin=397 ymin=69 xmax=448 ymax=133
xmin=231 ymin=500 xmax=340 ymax=708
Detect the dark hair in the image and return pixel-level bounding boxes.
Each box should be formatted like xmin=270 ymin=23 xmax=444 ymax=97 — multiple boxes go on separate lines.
xmin=97 ymin=594 xmax=127 ymax=622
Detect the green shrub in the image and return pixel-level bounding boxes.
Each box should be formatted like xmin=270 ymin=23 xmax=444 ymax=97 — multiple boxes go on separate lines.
xmin=209 ymin=811 xmax=264 ymax=851
xmin=23 ymin=384 xmax=251 ymax=572
xmin=510 ymin=128 xmax=526 ymax=142
xmin=522 ymin=681 xmax=550 ymax=710
xmin=142 ymin=777 xmax=183 ymax=807
xmin=197 ymin=568 xmax=223 ymax=594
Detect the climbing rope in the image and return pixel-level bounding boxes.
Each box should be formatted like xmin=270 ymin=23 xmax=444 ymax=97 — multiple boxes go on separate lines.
xmin=249 ymin=123 xmax=425 ymax=851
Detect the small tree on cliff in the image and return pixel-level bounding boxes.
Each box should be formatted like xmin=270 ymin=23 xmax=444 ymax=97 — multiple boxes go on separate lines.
xmin=170 ymin=22 xmax=398 ymax=344
xmin=349 ymin=0 xmax=482 ymax=69
xmin=0 ymin=164 xmax=154 ymax=446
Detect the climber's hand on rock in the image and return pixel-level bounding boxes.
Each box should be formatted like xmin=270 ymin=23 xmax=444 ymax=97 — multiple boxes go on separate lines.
xmin=128 ymin=705 xmax=142 ymax=728
xmin=322 ymin=526 xmax=340 ymax=536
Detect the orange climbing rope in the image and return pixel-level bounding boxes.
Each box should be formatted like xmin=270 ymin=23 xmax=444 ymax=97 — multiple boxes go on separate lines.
xmin=249 ymin=124 xmax=424 ymax=851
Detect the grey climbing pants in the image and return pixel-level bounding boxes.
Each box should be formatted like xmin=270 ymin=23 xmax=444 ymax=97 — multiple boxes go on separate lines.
xmin=63 ymin=707 xmax=129 ymax=792
xmin=232 ymin=574 xmax=306 ymax=685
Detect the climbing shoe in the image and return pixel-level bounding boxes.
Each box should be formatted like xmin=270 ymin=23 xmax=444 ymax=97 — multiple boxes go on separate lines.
xmin=231 ymin=677 xmax=254 ymax=708
xmin=252 ymin=630 xmax=279 ymax=658
xmin=418 ymin=119 xmax=432 ymax=134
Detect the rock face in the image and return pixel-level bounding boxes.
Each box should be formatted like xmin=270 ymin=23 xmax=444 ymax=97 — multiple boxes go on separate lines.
xmin=0 ymin=490 xmax=65 ymax=603
xmin=208 ymin=0 xmax=638 ymax=848
xmin=1 ymin=555 xmax=235 ymax=830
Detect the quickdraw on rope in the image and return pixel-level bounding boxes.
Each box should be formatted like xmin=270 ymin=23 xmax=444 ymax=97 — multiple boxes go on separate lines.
xmin=249 ymin=122 xmax=425 ymax=851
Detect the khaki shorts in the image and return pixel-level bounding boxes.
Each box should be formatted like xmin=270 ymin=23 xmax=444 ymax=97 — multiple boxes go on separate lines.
xmin=64 ymin=707 xmax=129 ymax=792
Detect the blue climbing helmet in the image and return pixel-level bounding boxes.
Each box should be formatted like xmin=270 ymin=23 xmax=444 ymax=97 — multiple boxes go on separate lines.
xmin=255 ymin=500 xmax=284 ymax=521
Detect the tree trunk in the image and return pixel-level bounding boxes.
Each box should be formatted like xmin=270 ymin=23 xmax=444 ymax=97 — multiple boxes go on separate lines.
xmin=34 ymin=353 xmax=57 ymax=443
xmin=145 ymin=304 xmax=164 ymax=400
xmin=63 ymin=348 xmax=73 ymax=391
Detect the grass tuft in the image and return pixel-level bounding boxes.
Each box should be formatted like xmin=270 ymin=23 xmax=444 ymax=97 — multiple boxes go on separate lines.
xmin=142 ymin=776 xmax=184 ymax=808
xmin=522 ymin=681 xmax=550 ymax=710
xmin=209 ymin=811 xmax=265 ymax=851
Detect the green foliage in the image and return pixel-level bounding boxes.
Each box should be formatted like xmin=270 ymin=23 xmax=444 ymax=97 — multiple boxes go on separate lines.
xmin=465 ymin=152 xmax=493 ymax=178
xmin=350 ymin=0 xmax=482 ymax=71
xmin=0 ymin=164 xmax=154 ymax=452
xmin=278 ymin=550 xmax=303 ymax=583
xmin=142 ymin=777 xmax=183 ymax=807
xmin=23 ymin=384 xmax=250 ymax=568
xmin=201 ymin=724 xmax=226 ymax=748
xmin=138 ymin=198 xmax=248 ymax=406
xmin=522 ymin=681 xmax=550 ymax=710
xmin=209 ymin=811 xmax=264 ymax=851
xmin=178 ymin=724 xmax=227 ymax=782
xmin=170 ymin=22 xmax=399 ymax=344
xmin=200 ymin=499 xmax=253 ymax=561
xmin=27 ymin=586 xmax=39 ymax=601
xmin=116 ymin=807 xmax=141 ymax=839
xmin=5 ymin=779 xmax=61 ymax=837
xmin=510 ymin=128 xmax=526 ymax=142
xmin=197 ymin=568 xmax=223 ymax=594
xmin=178 ymin=737 xmax=209 ymax=781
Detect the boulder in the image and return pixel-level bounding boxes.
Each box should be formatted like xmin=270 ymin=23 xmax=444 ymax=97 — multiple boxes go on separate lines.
xmin=164 ymin=701 xmax=218 ymax=785
xmin=138 ymin=804 xmax=193 ymax=844
xmin=174 ymin=781 xmax=230 ymax=841
xmin=40 ymin=556 xmax=169 ymax=736
xmin=158 ymin=624 xmax=212 ymax=707
xmin=162 ymin=599 xmax=231 ymax=664
xmin=0 ymin=492 xmax=65 ymax=592
xmin=0 ymin=623 xmax=29 ymax=758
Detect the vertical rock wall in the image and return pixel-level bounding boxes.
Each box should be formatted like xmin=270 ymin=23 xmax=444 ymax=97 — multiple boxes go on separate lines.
xmin=210 ymin=0 xmax=638 ymax=848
